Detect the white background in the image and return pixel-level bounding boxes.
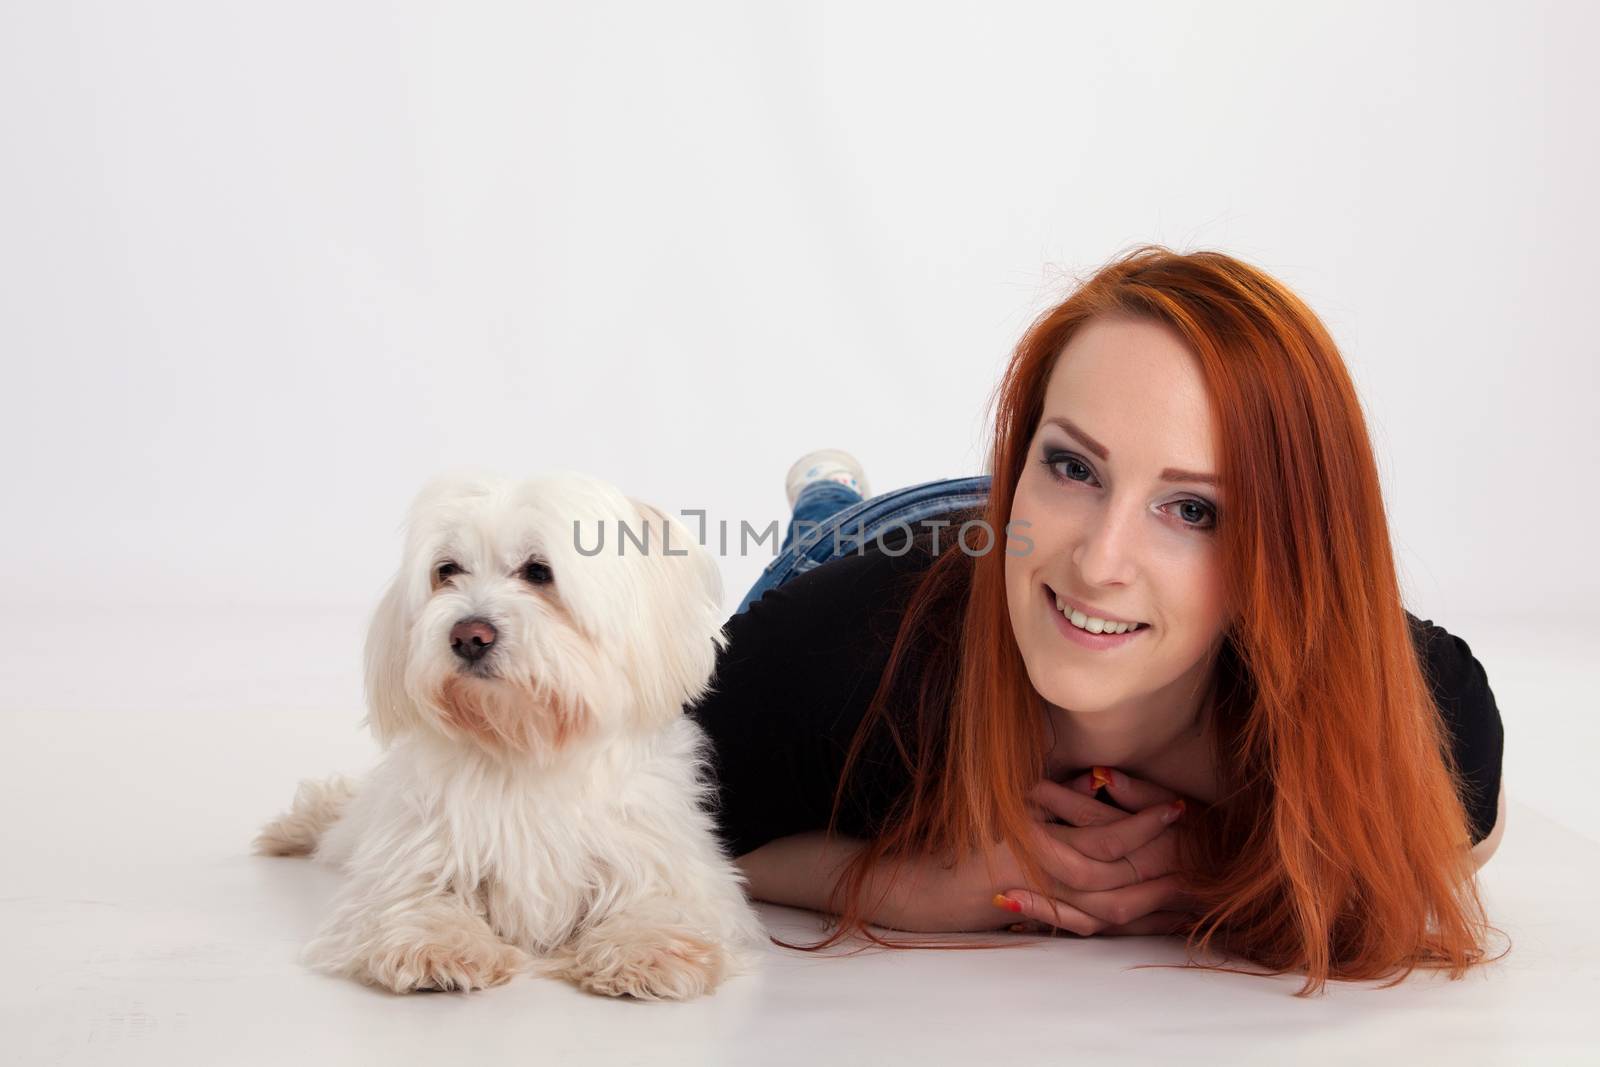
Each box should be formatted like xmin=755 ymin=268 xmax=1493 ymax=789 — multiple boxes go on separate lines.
xmin=1 ymin=4 xmax=1597 ymax=1061
xmin=4 ymin=0 xmax=1593 ymax=823
xmin=2 ymin=1 xmax=1595 ymax=622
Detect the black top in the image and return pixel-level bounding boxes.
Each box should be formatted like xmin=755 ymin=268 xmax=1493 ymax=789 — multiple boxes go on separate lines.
xmin=688 ymin=536 xmax=1505 ymax=858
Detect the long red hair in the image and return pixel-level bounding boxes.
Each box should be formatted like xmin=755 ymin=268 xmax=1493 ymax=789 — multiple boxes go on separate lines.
xmin=796 ymin=245 xmax=1505 ymax=995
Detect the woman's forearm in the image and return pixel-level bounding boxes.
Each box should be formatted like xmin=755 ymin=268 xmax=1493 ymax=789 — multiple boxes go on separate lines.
xmin=735 ymin=830 xmax=998 ymax=933
xmin=735 ymin=831 xmax=873 ymax=916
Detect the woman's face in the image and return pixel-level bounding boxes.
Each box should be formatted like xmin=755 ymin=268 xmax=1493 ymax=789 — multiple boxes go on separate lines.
xmin=1004 ymin=315 xmax=1230 ymax=718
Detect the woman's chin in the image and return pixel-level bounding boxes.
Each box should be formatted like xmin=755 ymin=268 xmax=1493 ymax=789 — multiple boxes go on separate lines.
xmin=1037 ymin=681 xmax=1126 ymax=718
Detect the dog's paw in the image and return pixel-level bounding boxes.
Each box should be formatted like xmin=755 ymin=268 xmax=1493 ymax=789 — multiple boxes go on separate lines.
xmin=360 ymin=936 xmax=531 ymax=994
xmin=562 ymin=925 xmax=730 ymax=1001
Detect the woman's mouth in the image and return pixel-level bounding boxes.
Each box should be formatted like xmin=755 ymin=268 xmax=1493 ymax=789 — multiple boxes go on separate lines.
xmin=1043 ymin=583 xmax=1149 ymax=650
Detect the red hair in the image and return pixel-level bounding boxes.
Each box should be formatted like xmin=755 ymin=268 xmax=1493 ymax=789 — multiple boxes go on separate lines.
xmin=792 ymin=245 xmax=1506 ymax=995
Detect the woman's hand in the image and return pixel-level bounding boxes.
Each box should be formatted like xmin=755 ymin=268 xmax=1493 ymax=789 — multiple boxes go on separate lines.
xmin=871 ymin=776 xmax=1188 ymax=934
xmin=995 ymin=768 xmax=1206 ymax=937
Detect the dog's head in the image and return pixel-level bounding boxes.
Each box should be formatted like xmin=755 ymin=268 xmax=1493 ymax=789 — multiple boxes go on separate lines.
xmin=361 ymin=470 xmax=727 ymax=761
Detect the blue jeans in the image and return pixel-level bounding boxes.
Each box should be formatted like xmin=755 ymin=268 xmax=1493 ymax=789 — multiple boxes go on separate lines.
xmin=733 ymin=475 xmax=993 ymax=616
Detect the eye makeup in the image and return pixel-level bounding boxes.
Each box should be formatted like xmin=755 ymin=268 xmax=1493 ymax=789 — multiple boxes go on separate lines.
xmin=1037 ymin=444 xmax=1219 ymax=531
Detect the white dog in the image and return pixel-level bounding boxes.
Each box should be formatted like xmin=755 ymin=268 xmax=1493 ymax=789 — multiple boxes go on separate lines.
xmin=254 ymin=471 xmax=765 ymax=998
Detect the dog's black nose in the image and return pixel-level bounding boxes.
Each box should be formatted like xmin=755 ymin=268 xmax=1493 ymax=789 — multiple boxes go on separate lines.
xmin=450 ymin=618 xmax=498 ymax=662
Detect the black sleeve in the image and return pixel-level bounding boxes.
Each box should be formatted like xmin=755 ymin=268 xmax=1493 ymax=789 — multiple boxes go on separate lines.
xmin=1408 ymin=612 xmax=1505 ymax=845
xmin=685 ymin=547 xmax=929 ymax=858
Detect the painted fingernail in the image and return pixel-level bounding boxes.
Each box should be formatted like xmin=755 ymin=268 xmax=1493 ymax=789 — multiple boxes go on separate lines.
xmin=1091 ymin=766 xmax=1114 ymax=791
xmin=1008 ymin=923 xmax=1028 ymax=933
xmin=1163 ymin=798 xmax=1186 ymax=823
xmin=992 ymin=893 xmax=1023 ymax=914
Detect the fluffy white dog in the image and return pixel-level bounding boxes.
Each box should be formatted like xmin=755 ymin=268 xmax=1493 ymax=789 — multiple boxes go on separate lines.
xmin=254 ymin=471 xmax=765 ymax=998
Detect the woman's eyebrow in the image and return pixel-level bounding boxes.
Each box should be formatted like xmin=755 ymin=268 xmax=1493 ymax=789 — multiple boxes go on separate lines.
xmin=1041 ymin=415 xmax=1218 ymax=488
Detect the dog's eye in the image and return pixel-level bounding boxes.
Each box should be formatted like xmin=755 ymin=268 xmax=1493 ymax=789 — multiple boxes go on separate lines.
xmin=521 ymin=560 xmax=553 ymax=585
xmin=435 ymin=561 xmax=463 ymax=583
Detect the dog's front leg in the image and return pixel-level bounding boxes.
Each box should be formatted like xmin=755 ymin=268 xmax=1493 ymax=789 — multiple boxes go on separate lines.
xmin=304 ymin=874 xmax=531 ymax=994
xmin=553 ymin=833 xmax=766 ymax=1001
xmin=554 ymin=895 xmax=733 ymax=1001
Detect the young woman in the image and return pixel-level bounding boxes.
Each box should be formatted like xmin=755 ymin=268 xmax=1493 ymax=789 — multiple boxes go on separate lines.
xmin=686 ymin=246 xmax=1506 ymax=995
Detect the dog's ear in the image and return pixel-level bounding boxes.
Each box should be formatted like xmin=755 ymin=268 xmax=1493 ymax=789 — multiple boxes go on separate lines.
xmin=622 ymin=499 xmax=729 ymax=728
xmin=361 ymin=571 xmax=425 ymax=747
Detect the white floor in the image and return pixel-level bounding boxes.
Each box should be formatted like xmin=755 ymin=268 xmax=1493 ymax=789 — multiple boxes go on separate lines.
xmin=1 ymin=606 xmax=1594 ymax=1065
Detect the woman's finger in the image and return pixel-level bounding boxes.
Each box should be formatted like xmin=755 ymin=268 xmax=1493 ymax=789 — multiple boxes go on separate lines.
xmin=1029 ymin=777 xmax=1129 ymax=828
xmin=1046 ymin=871 xmax=1197 ymax=926
xmin=1067 ymin=766 xmax=1185 ymax=809
xmin=996 ymin=871 xmax=1192 ymax=930
xmin=1030 ymin=799 xmax=1185 ymax=890
xmin=1037 ymin=812 xmax=1182 ymax=882
xmin=993 ymin=889 xmax=1107 ymax=937
xmin=1067 ymin=798 xmax=1186 ymax=866
xmin=996 ymin=879 xmax=1201 ymax=937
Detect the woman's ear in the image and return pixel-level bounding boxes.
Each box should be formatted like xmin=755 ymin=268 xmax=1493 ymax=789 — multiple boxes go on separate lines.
xmin=361 ymin=572 xmax=424 ymax=747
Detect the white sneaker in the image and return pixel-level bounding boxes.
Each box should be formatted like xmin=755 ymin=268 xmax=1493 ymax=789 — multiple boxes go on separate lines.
xmin=784 ymin=449 xmax=872 ymax=509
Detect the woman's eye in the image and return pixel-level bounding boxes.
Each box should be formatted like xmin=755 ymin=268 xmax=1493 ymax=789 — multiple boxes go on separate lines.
xmin=1170 ymin=499 xmax=1218 ymax=529
xmin=435 ymin=561 xmax=462 ymax=582
xmin=1043 ymin=452 xmax=1098 ymax=485
xmin=521 ymin=560 xmax=553 ymax=585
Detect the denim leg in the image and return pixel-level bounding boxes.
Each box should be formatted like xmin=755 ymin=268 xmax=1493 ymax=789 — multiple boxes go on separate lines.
xmin=782 ymin=481 xmax=863 ymax=553
xmin=733 ymin=475 xmax=993 ymax=617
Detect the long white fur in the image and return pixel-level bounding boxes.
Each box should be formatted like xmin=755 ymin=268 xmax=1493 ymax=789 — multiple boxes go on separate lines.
xmin=255 ymin=470 xmax=766 ymax=998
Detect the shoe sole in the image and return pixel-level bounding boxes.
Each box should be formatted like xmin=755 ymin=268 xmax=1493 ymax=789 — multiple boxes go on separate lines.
xmin=784 ymin=448 xmax=869 ymax=506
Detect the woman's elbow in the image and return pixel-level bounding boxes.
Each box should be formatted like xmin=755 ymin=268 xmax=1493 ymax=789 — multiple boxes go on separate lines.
xmin=1469 ymin=779 xmax=1508 ymax=871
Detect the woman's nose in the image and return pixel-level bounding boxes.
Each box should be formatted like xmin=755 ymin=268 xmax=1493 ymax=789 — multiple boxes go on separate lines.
xmin=1072 ymin=502 xmax=1139 ymax=586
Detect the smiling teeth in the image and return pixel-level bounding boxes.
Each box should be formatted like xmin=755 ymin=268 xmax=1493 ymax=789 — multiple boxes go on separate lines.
xmin=1054 ymin=594 xmax=1142 ymax=635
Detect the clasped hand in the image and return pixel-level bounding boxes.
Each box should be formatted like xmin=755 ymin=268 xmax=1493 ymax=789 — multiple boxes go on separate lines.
xmin=877 ymin=767 xmax=1204 ymax=937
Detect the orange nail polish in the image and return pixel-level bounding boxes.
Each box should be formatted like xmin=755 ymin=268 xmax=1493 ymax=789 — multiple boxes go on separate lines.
xmin=992 ymin=893 xmax=1023 ymax=914
xmin=1091 ymin=766 xmax=1113 ymax=792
